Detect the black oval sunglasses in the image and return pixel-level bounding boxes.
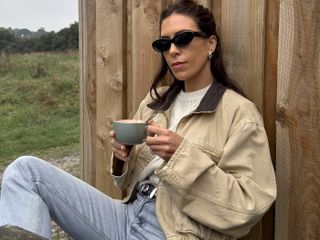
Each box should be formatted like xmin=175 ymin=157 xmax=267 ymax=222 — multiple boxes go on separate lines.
xmin=152 ymin=31 xmax=208 ymax=52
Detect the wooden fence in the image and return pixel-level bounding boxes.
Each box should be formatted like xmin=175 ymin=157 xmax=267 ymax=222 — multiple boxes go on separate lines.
xmin=79 ymin=0 xmax=320 ymax=239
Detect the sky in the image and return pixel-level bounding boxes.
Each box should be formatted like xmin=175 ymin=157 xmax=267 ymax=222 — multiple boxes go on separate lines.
xmin=0 ymin=0 xmax=78 ymax=32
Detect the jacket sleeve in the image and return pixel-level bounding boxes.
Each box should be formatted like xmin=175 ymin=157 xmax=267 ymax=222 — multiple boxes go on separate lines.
xmin=110 ymin=147 xmax=137 ymax=190
xmin=155 ymin=121 xmax=276 ymax=238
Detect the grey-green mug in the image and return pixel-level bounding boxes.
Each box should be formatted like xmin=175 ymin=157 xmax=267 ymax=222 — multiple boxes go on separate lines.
xmin=112 ymin=119 xmax=147 ymax=145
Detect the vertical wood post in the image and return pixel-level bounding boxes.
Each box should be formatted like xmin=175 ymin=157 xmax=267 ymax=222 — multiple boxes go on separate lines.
xmin=218 ymin=0 xmax=266 ymax=112
xmin=79 ymin=0 xmax=97 ymax=185
xmin=262 ymin=0 xmax=279 ymax=239
xmin=275 ymin=1 xmax=320 ymax=239
xmin=213 ymin=1 xmax=270 ymax=239
xmin=127 ymin=0 xmax=163 ymax=117
xmin=94 ymin=0 xmax=125 ymax=197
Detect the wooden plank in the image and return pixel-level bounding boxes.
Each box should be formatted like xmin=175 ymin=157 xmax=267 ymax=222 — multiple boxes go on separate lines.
xmin=126 ymin=0 xmax=133 ymax=119
xmin=212 ymin=0 xmax=222 ymax=36
xmin=219 ymin=0 xmax=266 ymax=112
xmin=219 ymin=1 xmax=266 ymax=239
xmin=275 ymin=1 xmax=320 ymax=240
xmin=95 ymin=0 xmax=125 ymax=198
xmin=261 ymin=0 xmax=279 ymax=239
xmin=128 ymin=0 xmax=163 ymax=117
xmin=196 ymin=0 xmax=211 ymax=8
xmin=79 ymin=0 xmax=97 ymax=185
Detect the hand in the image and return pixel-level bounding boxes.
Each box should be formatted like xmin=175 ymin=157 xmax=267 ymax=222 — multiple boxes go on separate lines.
xmin=109 ymin=130 xmax=133 ymax=161
xmin=145 ymin=122 xmax=183 ymax=161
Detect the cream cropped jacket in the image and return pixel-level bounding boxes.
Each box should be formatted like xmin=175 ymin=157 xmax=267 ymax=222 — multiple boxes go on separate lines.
xmin=110 ymin=82 xmax=276 ymax=240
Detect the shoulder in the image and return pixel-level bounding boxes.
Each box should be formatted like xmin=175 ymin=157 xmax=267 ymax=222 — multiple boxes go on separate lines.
xmin=220 ymin=89 xmax=264 ymax=126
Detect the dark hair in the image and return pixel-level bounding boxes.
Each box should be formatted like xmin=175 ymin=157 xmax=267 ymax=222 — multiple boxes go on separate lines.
xmin=149 ymin=0 xmax=246 ymax=108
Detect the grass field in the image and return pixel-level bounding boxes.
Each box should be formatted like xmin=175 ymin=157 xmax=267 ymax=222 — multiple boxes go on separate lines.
xmin=0 ymin=51 xmax=80 ymax=168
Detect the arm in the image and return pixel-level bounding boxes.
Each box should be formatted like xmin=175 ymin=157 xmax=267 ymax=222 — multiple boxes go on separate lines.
xmin=109 ymin=94 xmax=155 ymax=189
xmin=155 ymin=122 xmax=276 ymax=238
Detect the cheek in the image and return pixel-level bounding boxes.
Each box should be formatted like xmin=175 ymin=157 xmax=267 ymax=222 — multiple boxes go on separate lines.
xmin=189 ymin=52 xmax=207 ymax=70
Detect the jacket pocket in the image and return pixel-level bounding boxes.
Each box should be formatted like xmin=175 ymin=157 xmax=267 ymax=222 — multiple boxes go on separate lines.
xmin=172 ymin=202 xmax=233 ymax=240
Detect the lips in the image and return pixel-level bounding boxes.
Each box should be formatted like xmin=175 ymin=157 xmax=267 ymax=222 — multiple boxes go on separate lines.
xmin=171 ymin=61 xmax=186 ymax=69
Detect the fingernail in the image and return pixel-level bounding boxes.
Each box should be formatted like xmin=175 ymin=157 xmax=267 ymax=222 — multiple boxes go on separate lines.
xmin=121 ymin=145 xmax=125 ymax=150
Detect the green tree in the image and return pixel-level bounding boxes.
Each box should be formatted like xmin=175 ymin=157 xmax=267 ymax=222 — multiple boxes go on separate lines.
xmin=0 ymin=28 xmax=18 ymax=52
xmin=0 ymin=22 xmax=79 ymax=53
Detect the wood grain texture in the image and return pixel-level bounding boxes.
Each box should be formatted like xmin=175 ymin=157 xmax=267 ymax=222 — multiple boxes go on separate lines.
xmin=212 ymin=0 xmax=222 ymax=36
xmin=276 ymin=0 xmax=320 ymax=240
xmin=197 ymin=0 xmax=211 ymax=8
xmin=79 ymin=0 xmax=97 ymax=185
xmin=261 ymin=0 xmax=279 ymax=239
xmin=218 ymin=1 xmax=267 ymax=239
xmin=95 ymin=0 xmax=125 ymax=197
xmin=127 ymin=0 xmax=163 ymax=117
xmin=219 ymin=0 xmax=266 ymax=112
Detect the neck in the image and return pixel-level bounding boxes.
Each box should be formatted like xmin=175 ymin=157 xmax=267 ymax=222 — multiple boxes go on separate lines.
xmin=184 ymin=75 xmax=214 ymax=92
xmin=183 ymin=63 xmax=214 ymax=92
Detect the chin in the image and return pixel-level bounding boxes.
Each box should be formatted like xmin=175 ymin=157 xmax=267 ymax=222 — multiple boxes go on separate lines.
xmin=172 ymin=72 xmax=189 ymax=81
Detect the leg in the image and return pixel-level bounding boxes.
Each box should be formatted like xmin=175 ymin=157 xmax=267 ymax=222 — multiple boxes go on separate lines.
xmin=0 ymin=156 xmax=127 ymax=240
xmin=127 ymin=194 xmax=166 ymax=240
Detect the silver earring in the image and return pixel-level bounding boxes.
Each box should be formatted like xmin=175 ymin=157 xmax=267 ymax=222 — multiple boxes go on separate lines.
xmin=208 ymin=51 xmax=213 ymax=60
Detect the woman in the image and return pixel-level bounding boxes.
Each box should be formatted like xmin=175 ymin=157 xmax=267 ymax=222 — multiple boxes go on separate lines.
xmin=0 ymin=1 xmax=276 ymax=239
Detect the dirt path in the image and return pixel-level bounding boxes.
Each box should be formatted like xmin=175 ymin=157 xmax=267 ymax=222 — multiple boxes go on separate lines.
xmin=0 ymin=155 xmax=80 ymax=240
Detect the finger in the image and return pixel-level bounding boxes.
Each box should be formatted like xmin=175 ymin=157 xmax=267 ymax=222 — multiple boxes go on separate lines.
xmin=110 ymin=138 xmax=127 ymax=151
xmin=147 ymin=119 xmax=157 ymax=126
xmin=112 ymin=147 xmax=129 ymax=159
xmin=147 ymin=125 xmax=168 ymax=136
xmin=109 ymin=130 xmax=115 ymax=137
xmin=146 ymin=121 xmax=157 ymax=137
xmin=145 ymin=135 xmax=168 ymax=145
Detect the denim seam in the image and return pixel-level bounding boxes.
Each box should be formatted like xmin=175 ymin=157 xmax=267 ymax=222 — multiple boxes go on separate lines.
xmin=33 ymin=179 xmax=111 ymax=240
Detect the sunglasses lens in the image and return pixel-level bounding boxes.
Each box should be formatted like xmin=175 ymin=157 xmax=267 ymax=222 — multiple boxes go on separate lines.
xmin=152 ymin=32 xmax=199 ymax=52
xmin=152 ymin=39 xmax=171 ymax=52
xmin=172 ymin=32 xmax=194 ymax=48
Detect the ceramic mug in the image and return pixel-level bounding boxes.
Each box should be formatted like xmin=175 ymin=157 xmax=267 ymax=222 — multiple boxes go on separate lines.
xmin=112 ymin=119 xmax=147 ymax=145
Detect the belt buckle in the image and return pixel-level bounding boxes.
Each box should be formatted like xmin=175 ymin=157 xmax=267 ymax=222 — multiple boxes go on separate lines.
xmin=141 ymin=184 xmax=150 ymax=193
xmin=139 ymin=183 xmax=157 ymax=199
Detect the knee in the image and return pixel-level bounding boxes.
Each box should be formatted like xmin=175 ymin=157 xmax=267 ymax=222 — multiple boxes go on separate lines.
xmin=15 ymin=155 xmax=40 ymax=166
xmin=2 ymin=156 xmax=40 ymax=180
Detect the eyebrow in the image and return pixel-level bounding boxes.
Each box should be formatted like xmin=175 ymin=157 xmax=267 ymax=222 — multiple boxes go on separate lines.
xmin=160 ymin=29 xmax=195 ymax=38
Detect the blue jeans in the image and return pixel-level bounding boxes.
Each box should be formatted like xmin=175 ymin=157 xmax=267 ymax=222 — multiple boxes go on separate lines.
xmin=0 ymin=156 xmax=165 ymax=240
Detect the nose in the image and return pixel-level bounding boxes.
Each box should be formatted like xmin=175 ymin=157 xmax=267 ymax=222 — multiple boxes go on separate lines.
xmin=167 ymin=42 xmax=180 ymax=56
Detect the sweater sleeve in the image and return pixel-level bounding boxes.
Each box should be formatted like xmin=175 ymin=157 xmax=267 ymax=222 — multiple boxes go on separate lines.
xmin=155 ymin=121 xmax=276 ymax=238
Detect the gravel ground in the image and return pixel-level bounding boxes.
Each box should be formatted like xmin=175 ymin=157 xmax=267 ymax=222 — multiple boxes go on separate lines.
xmin=0 ymin=155 xmax=80 ymax=240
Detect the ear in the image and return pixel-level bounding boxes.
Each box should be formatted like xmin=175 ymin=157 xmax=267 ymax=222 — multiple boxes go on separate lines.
xmin=208 ymin=35 xmax=217 ymax=53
